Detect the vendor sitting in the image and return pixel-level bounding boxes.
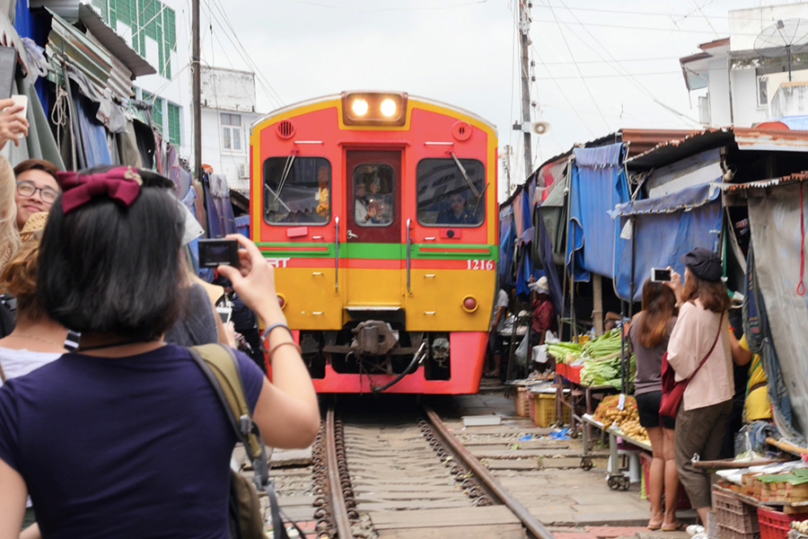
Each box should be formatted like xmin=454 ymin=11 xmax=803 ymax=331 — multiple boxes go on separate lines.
xmin=729 ymin=331 xmax=772 ymax=423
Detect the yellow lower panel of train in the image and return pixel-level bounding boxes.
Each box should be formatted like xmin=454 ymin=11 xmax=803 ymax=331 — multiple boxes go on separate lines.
xmin=405 ymin=269 xmax=494 ymax=332
xmin=275 ymin=267 xmax=494 ymax=332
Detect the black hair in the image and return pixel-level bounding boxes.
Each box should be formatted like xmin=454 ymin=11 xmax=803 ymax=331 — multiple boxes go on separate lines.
xmin=37 ymin=166 xmax=185 ymax=341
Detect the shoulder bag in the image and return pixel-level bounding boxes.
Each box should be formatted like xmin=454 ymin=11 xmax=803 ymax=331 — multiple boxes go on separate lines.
xmin=659 ymin=312 xmax=724 ymax=418
xmin=188 ymin=343 xmax=304 ymax=539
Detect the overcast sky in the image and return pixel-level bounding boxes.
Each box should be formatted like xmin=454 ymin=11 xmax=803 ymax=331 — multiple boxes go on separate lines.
xmin=193 ymin=0 xmax=778 ymax=200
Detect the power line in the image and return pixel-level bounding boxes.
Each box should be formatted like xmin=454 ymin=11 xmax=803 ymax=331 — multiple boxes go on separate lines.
xmin=545 ymin=0 xmax=609 ymax=130
xmin=536 ymin=71 xmax=682 ymax=80
xmin=691 ymin=0 xmax=720 ymax=38
xmin=543 ymin=0 xmax=700 ymax=127
xmin=207 ymin=1 xmax=283 ymax=109
xmin=531 ymin=17 xmax=759 ymax=35
xmin=211 ymin=0 xmax=284 ymax=107
xmin=280 ymin=0 xmax=488 ymax=11
xmin=529 ymin=42 xmax=595 ymax=138
xmin=532 ymin=4 xmax=734 ymax=20
xmin=539 ymin=55 xmax=685 ymax=64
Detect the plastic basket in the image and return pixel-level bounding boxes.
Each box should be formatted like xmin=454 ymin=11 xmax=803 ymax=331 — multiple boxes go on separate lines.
xmin=758 ymin=508 xmax=802 ymax=539
xmin=531 ymin=393 xmax=570 ymax=428
xmin=713 ymin=489 xmax=759 ymax=536
xmin=514 ymin=387 xmax=529 ymax=417
xmin=568 ymin=365 xmax=582 ymax=384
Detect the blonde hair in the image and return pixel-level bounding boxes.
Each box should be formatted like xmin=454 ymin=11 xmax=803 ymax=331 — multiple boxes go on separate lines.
xmin=0 ymin=156 xmax=21 ymax=269
xmin=0 ymin=238 xmax=42 ymax=320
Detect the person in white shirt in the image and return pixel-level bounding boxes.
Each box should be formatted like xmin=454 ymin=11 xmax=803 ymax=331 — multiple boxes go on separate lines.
xmin=0 ymin=235 xmax=67 ymax=531
xmin=354 ymin=181 xmax=371 ymax=225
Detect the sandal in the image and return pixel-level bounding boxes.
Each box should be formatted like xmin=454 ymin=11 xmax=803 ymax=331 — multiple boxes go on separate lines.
xmin=661 ymin=522 xmax=684 ymax=532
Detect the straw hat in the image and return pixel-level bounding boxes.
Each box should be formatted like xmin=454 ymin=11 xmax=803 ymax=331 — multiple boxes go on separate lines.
xmin=20 ymin=212 xmax=48 ymax=242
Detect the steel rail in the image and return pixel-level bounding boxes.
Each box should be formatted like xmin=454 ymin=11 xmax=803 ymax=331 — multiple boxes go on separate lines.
xmin=326 ymin=407 xmax=353 ymax=538
xmin=423 ymin=405 xmax=556 ymax=539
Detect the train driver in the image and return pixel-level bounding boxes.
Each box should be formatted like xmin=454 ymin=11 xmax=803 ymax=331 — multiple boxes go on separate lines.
xmin=437 ymin=193 xmax=474 ymax=225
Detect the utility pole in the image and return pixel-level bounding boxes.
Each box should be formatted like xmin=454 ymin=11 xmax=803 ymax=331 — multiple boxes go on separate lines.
xmin=502 ymin=145 xmax=512 ymax=196
xmin=192 ymin=0 xmax=202 ymax=185
xmin=518 ymin=0 xmax=532 ymax=177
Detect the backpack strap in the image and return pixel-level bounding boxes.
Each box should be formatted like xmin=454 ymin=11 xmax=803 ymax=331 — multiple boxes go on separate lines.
xmin=188 ymin=344 xmax=305 ymax=539
xmin=187 ymin=344 xmax=265 ymax=473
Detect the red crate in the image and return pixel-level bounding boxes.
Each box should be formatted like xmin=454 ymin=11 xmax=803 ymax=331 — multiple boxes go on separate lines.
xmin=555 ymin=363 xmax=568 ymax=379
xmin=568 ymin=365 xmax=582 ymax=384
xmin=758 ymin=507 xmax=802 ymax=539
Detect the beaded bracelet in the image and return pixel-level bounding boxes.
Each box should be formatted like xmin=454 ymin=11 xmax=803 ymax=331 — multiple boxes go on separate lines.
xmin=261 ymin=323 xmax=292 ymax=344
xmin=268 ymin=341 xmax=301 ymax=363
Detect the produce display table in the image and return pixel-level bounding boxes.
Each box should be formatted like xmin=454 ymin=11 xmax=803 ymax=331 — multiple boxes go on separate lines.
xmin=553 ymin=374 xmax=616 ymax=440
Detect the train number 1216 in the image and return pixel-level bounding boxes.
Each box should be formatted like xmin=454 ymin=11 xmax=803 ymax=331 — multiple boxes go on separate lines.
xmin=467 ymin=259 xmax=494 ymax=271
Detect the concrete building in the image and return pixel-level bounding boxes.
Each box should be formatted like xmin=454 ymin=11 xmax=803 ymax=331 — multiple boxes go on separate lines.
xmin=200 ymin=66 xmax=261 ymax=193
xmin=680 ymin=2 xmax=808 ymax=126
xmin=87 ymin=0 xmax=191 ymax=157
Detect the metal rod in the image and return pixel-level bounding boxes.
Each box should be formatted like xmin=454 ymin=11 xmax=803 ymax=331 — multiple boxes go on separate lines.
xmin=334 ymin=217 xmax=339 ymax=291
xmin=326 ymin=407 xmax=353 ymax=538
xmin=406 ymin=218 xmax=412 ymax=293
xmin=192 ymin=0 xmax=202 ymax=185
xmin=423 ymin=405 xmax=556 ymax=539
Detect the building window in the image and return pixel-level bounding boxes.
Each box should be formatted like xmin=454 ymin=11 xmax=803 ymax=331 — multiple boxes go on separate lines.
xmin=167 ymin=102 xmax=181 ymax=145
xmin=142 ymin=91 xmax=164 ymax=134
xmin=91 ymin=0 xmax=176 ymax=81
xmin=757 ymin=75 xmax=768 ymax=107
xmin=221 ymin=113 xmax=242 ymax=151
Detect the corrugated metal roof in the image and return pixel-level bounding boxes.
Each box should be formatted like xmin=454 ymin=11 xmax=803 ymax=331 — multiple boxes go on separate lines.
xmin=626 ymin=127 xmax=808 ymax=169
xmin=78 ymin=4 xmax=155 ymax=78
xmin=715 ymin=171 xmax=808 ymax=191
xmin=46 ymin=7 xmax=111 ymax=92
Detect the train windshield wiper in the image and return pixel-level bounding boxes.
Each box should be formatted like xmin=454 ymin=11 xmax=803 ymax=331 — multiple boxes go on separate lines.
xmin=450 ymin=153 xmax=481 ymax=198
xmin=272 ymin=153 xmax=296 ymax=206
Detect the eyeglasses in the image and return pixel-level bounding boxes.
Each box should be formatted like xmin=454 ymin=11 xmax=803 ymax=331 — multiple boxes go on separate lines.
xmin=16 ymin=181 xmax=58 ymax=204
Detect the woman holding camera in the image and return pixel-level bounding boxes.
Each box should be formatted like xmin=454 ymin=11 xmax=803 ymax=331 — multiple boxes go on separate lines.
xmin=667 ymin=247 xmax=733 ymax=526
xmin=0 ymin=166 xmax=320 ymax=538
xmin=629 ymin=278 xmax=679 ymax=531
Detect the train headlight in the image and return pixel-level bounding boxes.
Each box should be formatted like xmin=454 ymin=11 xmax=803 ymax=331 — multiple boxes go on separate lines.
xmin=462 ymin=296 xmax=478 ymax=313
xmin=341 ymin=91 xmax=408 ymax=126
xmin=351 ymin=98 xmax=369 ymax=117
xmin=380 ymin=98 xmax=397 ymax=117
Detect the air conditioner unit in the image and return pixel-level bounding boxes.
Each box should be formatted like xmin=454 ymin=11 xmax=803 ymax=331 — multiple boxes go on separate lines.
xmin=237 ymin=163 xmax=248 ymax=178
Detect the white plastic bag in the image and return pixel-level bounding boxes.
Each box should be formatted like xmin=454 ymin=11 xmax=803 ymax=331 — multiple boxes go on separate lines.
xmin=533 ymin=345 xmax=548 ymax=364
xmin=514 ymin=336 xmax=529 ymax=366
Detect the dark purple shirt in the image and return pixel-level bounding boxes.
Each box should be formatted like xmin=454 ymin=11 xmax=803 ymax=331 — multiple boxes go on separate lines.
xmin=0 ymin=344 xmax=264 ymax=539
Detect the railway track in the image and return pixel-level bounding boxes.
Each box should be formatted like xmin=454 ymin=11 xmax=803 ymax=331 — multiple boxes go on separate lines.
xmin=308 ymin=403 xmax=557 ymax=539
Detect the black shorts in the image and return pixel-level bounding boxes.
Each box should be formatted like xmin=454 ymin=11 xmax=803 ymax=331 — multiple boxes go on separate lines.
xmin=488 ymin=332 xmax=502 ymax=355
xmin=635 ymin=391 xmax=675 ymax=430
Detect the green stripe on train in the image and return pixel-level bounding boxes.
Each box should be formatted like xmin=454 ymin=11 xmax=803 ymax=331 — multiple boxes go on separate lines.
xmin=256 ymin=242 xmax=498 ymax=261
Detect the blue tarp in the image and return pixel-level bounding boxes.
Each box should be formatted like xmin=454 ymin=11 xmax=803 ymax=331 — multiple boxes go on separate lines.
xmin=567 ymin=143 xmax=629 ymax=281
xmin=612 ymin=182 xmax=722 ymax=302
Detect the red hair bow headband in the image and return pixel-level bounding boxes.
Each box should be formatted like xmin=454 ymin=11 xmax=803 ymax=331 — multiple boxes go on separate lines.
xmin=56 ymin=167 xmax=143 ymax=214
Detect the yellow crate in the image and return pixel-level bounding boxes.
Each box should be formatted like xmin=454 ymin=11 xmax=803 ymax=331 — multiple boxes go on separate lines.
xmin=530 ymin=392 xmax=570 ymax=428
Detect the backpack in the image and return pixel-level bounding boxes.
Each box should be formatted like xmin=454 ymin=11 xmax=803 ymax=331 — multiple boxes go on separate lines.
xmin=187 ymin=344 xmax=304 ymax=539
